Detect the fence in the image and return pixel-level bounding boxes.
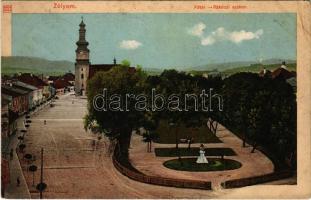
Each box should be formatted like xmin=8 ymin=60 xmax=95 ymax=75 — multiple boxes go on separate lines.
xmin=112 ymin=153 xmax=212 ymax=190
xmin=221 ymin=170 xmax=293 ymax=188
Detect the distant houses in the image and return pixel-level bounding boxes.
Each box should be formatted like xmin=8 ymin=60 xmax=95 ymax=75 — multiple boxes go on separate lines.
xmin=52 ymin=78 xmax=74 ymax=94
xmin=259 ymin=62 xmax=296 ymax=92
xmin=1 ymin=72 xmax=75 ymax=139
xmin=48 ymin=72 xmax=75 ymax=94
xmin=16 ymin=73 xmax=50 ymax=100
xmin=1 ymin=71 xmax=75 ymax=194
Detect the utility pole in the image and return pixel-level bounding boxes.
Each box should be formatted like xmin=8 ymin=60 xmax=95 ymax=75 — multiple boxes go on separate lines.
xmin=36 ymin=148 xmax=46 ymax=199
xmin=40 ymin=148 xmax=43 ymax=199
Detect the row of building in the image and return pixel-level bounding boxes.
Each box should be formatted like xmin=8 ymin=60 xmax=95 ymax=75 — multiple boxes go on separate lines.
xmin=1 ymin=72 xmax=75 ymax=194
xmin=1 ymin=72 xmax=75 ymax=138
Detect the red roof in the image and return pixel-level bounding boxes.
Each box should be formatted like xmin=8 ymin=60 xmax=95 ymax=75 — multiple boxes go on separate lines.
xmin=53 ymin=78 xmax=73 ymax=89
xmin=63 ymin=73 xmax=75 ymax=82
xmin=271 ymin=68 xmax=295 ymax=79
xmin=259 ymin=69 xmax=271 ymax=77
xmin=48 ymin=76 xmax=60 ymax=81
xmin=88 ymin=64 xmax=116 ymax=79
xmin=88 ymin=65 xmax=136 ymax=79
xmin=17 ymin=73 xmax=48 ymax=88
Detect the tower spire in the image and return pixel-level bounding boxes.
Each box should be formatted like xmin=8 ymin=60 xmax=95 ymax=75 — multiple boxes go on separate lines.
xmin=76 ymin=18 xmax=89 ymax=53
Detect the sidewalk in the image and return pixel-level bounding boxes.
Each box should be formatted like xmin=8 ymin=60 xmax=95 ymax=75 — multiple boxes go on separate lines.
xmin=129 ymin=124 xmax=274 ymax=189
xmin=4 ymin=116 xmax=31 ymax=198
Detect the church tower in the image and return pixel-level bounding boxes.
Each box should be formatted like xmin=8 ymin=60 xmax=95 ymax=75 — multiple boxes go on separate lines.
xmin=75 ymin=18 xmax=90 ymax=96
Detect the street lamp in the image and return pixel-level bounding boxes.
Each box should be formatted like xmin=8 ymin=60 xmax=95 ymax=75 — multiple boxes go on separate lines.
xmin=24 ymin=153 xmax=33 ymax=173
xmin=169 ymin=121 xmax=181 ymax=161
xmin=36 ymin=148 xmax=47 ymax=199
xmin=19 ymin=144 xmax=26 ymax=154
xmin=29 ymin=165 xmax=37 ymax=186
xmin=18 ymin=136 xmax=24 ymax=144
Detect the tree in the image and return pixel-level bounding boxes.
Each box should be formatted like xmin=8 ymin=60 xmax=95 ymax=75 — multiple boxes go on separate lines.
xmin=220 ymin=72 xmax=296 ymax=167
xmin=121 ymin=60 xmax=131 ymax=67
xmin=142 ymin=131 xmax=158 ymax=152
xmin=19 ymin=144 xmax=26 ymax=153
xmin=221 ymin=73 xmax=260 ymax=147
xmin=145 ymin=70 xmax=207 ymax=159
xmin=149 ymin=70 xmax=195 ymax=150
xmin=29 ymin=165 xmax=37 ymax=186
xmin=196 ymin=75 xmax=223 ymax=136
xmin=85 ymin=65 xmax=148 ymax=158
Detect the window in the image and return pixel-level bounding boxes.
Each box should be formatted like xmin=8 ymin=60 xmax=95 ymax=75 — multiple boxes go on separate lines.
xmin=81 ymin=83 xmax=84 ymax=88
xmin=81 ymin=74 xmax=84 ymax=79
xmin=81 ymin=68 xmax=83 ymax=71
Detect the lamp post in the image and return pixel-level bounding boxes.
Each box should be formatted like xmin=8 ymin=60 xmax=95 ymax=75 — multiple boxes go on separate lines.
xmin=36 ymin=148 xmax=47 ymax=199
xmin=18 ymin=136 xmax=24 ymax=144
xmin=19 ymin=144 xmax=26 ymax=154
xmin=29 ymin=165 xmax=37 ymax=186
xmin=169 ymin=122 xmax=181 ymax=161
xmin=169 ymin=122 xmax=178 ymax=149
xmin=24 ymin=154 xmax=32 ymax=171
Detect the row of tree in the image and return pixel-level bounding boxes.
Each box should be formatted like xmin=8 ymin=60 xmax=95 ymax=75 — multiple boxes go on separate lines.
xmin=221 ymin=73 xmax=296 ymax=168
xmin=84 ymin=65 xmax=296 ymax=169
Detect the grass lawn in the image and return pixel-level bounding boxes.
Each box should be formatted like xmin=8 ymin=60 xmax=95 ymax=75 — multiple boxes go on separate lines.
xmin=163 ymin=158 xmax=242 ymax=172
xmin=155 ymin=147 xmax=236 ymax=157
xmin=153 ymin=120 xmax=222 ymax=144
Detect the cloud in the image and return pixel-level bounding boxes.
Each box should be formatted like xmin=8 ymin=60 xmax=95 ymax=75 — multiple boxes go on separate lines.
xmin=188 ymin=22 xmax=206 ymax=37
xmin=119 ymin=40 xmax=142 ymax=49
xmin=229 ymin=29 xmax=264 ymax=43
xmin=189 ymin=23 xmax=263 ymax=46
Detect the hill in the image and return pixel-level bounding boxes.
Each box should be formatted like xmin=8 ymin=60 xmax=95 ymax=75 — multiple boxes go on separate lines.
xmin=187 ymin=59 xmax=296 ymax=72
xmin=1 ymin=56 xmax=74 ymax=76
xmin=222 ymin=63 xmax=296 ymax=75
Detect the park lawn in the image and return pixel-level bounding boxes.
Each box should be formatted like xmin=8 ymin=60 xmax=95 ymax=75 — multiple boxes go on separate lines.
xmin=153 ymin=120 xmax=222 ymax=144
xmin=155 ymin=147 xmax=236 ymax=157
xmin=163 ymin=158 xmax=242 ymax=172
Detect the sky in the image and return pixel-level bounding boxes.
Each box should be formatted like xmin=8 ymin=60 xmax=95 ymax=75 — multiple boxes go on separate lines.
xmin=12 ymin=13 xmax=296 ymax=69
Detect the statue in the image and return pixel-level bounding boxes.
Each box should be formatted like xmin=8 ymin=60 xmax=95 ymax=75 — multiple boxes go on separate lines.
xmin=196 ymin=144 xmax=208 ymax=164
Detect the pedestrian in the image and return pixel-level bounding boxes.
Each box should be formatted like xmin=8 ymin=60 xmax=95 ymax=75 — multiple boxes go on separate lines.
xmin=16 ymin=177 xmax=20 ymax=187
xmin=10 ymin=148 xmax=13 ymax=160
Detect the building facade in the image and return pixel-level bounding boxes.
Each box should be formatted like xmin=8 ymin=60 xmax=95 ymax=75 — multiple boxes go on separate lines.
xmin=75 ymin=19 xmax=118 ymax=96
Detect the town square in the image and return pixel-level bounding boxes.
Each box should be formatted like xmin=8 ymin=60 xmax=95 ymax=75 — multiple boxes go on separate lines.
xmin=3 ymin=93 xmax=293 ymax=198
xmin=1 ymin=11 xmax=304 ymax=198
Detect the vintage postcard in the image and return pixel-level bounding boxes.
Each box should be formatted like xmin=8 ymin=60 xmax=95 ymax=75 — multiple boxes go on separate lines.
xmin=1 ymin=1 xmax=310 ymax=199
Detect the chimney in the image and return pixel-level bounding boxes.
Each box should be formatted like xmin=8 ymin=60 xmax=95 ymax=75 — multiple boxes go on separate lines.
xmin=281 ymin=61 xmax=287 ymax=69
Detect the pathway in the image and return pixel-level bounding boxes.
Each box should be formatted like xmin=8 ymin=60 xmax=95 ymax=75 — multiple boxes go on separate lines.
xmin=7 ymin=92 xmax=282 ymax=198
xmin=129 ymin=123 xmax=274 ymax=189
xmin=4 ymin=116 xmax=31 ymax=198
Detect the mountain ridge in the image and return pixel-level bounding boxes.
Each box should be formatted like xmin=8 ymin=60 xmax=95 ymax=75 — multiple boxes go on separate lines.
xmin=1 ymin=56 xmax=296 ymax=76
xmin=1 ymin=56 xmax=75 ymax=75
